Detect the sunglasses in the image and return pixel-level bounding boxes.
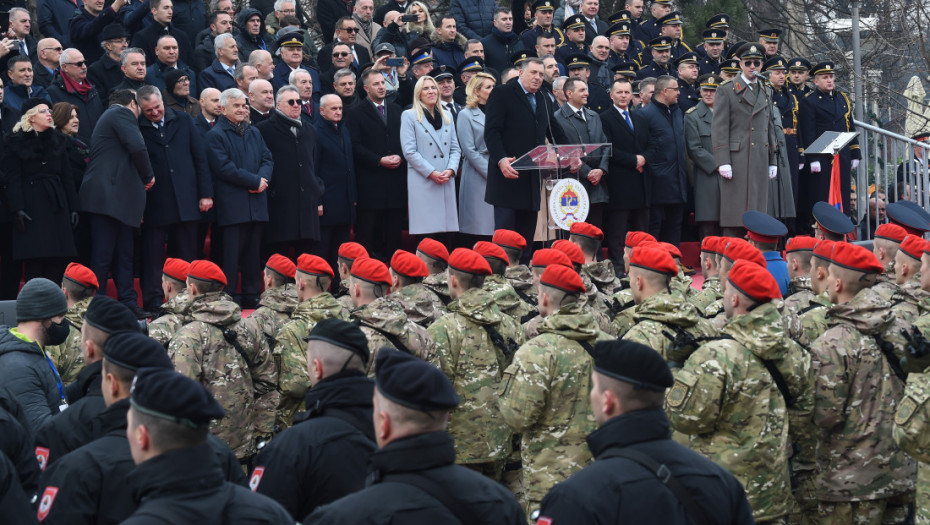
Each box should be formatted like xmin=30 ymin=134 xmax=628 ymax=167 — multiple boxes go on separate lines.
xmin=66 ymin=60 xmax=86 ymax=67
xmin=333 ymin=52 xmax=351 ymax=57
xmin=743 ymin=60 xmax=762 ymax=67
xmin=42 ymin=46 xmax=63 ymax=52
xmin=284 ymin=99 xmax=301 ymax=106
xmin=341 ymin=27 xmax=359 ymax=33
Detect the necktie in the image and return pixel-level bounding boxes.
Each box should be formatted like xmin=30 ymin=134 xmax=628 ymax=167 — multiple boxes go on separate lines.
xmin=377 ymin=104 xmax=385 ymax=117
xmin=209 ymin=120 xmax=214 ymax=127
xmin=304 ymin=103 xmax=312 ymax=116
xmin=623 ymin=110 xmax=633 ymax=131
xmin=19 ymin=40 xmax=26 ymax=57
xmin=227 ymin=66 xmax=234 ymax=77
xmin=576 ymin=109 xmax=585 ymax=122
xmin=527 ymin=92 xmax=536 ymax=113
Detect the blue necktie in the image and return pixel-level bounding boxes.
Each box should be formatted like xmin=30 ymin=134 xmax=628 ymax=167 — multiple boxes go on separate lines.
xmin=623 ymin=110 xmax=633 ymax=132
xmin=527 ymin=92 xmax=536 ymax=113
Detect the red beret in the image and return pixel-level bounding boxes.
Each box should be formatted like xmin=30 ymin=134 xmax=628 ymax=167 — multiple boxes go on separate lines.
xmin=390 ymin=250 xmax=429 ymax=278
xmin=540 ymin=263 xmax=586 ymax=293
xmin=531 ymin=248 xmax=573 ymax=268
xmin=265 ymin=253 xmax=296 ymax=279
xmin=552 ymin=240 xmax=585 ymax=266
xmin=925 ymin=240 xmax=930 ymax=256
xmin=727 ymin=259 xmax=782 ymax=302
xmin=417 ymin=238 xmax=450 ymax=262
xmin=350 ymin=257 xmax=392 ymax=285
xmin=812 ymin=240 xmax=836 ymax=263
xmin=625 ymin=231 xmax=657 ymax=249
xmin=785 ymin=236 xmax=818 ymax=253
xmin=188 ymin=260 xmax=227 ymax=286
xmin=874 ymin=223 xmax=907 ymax=243
xmin=473 ymin=241 xmax=509 ymax=265
xmin=569 ymin=222 xmax=604 ymax=240
xmin=492 ymin=229 xmax=527 ymax=250
xmin=723 ymin=239 xmax=765 ymax=267
xmin=64 ymin=262 xmax=99 ymax=289
xmin=829 ymin=242 xmax=884 ymax=273
xmin=899 ymin=235 xmax=925 ymax=261
xmin=629 ymin=245 xmax=678 ymax=275
xmin=658 ymin=242 xmax=682 ymax=259
xmin=338 ymin=242 xmax=369 ymax=262
xmin=161 ymin=258 xmax=190 ymax=283
xmin=297 ymin=253 xmax=335 ymax=278
xmin=700 ymin=236 xmax=721 ymax=254
xmin=448 ymin=248 xmax=492 ymax=275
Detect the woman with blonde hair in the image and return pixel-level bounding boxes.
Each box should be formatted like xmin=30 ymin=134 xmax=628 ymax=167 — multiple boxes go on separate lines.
xmin=404 ymin=1 xmax=435 ymax=44
xmin=457 ymin=72 xmax=496 ymax=241
xmin=400 ymin=75 xmax=461 ymax=244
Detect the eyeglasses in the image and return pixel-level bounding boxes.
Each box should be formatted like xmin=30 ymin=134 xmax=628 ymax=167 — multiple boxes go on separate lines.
xmin=333 ymin=52 xmax=351 ymax=57
xmin=664 ymin=87 xmax=679 ymax=92
xmin=35 ymin=108 xmax=51 ymax=114
xmin=65 ymin=60 xmax=86 ymax=67
xmin=341 ymin=27 xmax=359 ymax=33
xmin=284 ymin=99 xmax=301 ymax=106
xmin=41 ymin=46 xmax=63 ymax=52
xmin=743 ymin=60 xmax=762 ymax=67
xmin=279 ymin=8 xmax=295 ymax=13
xmin=177 ymin=77 xmax=191 ymax=83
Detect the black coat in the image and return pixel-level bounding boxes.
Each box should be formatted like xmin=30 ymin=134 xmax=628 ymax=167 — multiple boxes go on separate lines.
xmin=480 ymin=29 xmax=525 ymax=75
xmin=252 ymin=372 xmax=376 ymax=521
xmin=139 ymin=108 xmax=212 ymax=227
xmin=271 ymin=61 xmax=322 ymax=105
xmin=86 ymin=54 xmax=124 ymax=100
xmin=484 ymin=78 xmax=566 ymax=211
xmin=256 ymin=111 xmax=323 ymax=244
xmin=0 ymin=452 xmax=33 ymax=525
xmin=0 ymin=328 xmax=61 ymax=433
xmin=131 ymin=21 xmax=194 ymax=67
xmin=2 ymin=129 xmax=77 ymax=260
xmin=69 ymin=7 xmax=120 ymax=64
xmin=318 ymin=0 xmax=354 ymax=43
xmin=305 ymin=431 xmax=526 ymax=524
xmin=317 ymin=42 xmax=371 ymax=78
xmin=314 ymin=117 xmax=356 ymax=226
xmin=538 ymin=409 xmax=754 ymax=524
xmin=34 ymin=361 xmax=105 ymax=470
xmin=638 ymin=99 xmax=687 ymax=204
xmin=0 ymin=403 xmax=38 ymax=496
xmin=205 ymin=116 xmax=274 ymax=226
xmin=601 ymin=106 xmax=649 ymax=210
xmin=345 ymin=99 xmax=407 ymax=211
xmin=46 ymin=73 xmax=106 ymax=146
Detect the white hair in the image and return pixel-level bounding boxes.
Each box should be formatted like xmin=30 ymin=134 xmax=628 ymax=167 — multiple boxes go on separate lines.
xmin=59 ymin=48 xmax=80 ymax=68
xmin=288 ymin=67 xmax=311 ymax=85
xmin=214 ymin=33 xmax=235 ymax=56
xmin=273 ymin=0 xmax=294 ymax=10
xmin=219 ymin=87 xmax=246 ymax=106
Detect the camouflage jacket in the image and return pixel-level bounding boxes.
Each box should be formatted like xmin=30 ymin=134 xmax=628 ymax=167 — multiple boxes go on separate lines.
xmin=893 ymin=279 xmax=929 ymax=326
xmin=274 ymin=293 xmax=350 ymax=429
xmin=689 ymin=276 xmax=722 ymax=318
xmin=335 ymin=280 xmax=354 ymax=311
xmin=46 ymin=296 xmax=92 ymax=384
xmin=505 ymin=264 xmax=537 ymax=306
xmin=623 ymin=291 xmax=719 ymax=367
xmin=482 ymin=274 xmax=534 ymax=322
xmin=168 ymin=292 xmax=278 ymax=459
xmin=249 ymin=284 xmax=298 ymax=349
xmin=609 ymin=288 xmax=637 ymax=337
xmin=427 ymin=287 xmax=525 ymax=464
xmin=809 ymin=287 xmax=915 ymax=501
xmin=581 ymin=260 xmax=622 ymax=295
xmin=580 ymin=274 xmax=611 ymax=317
xmin=352 ymin=297 xmax=437 ymax=376
xmin=148 ymin=290 xmax=193 ymax=347
xmin=666 ymin=302 xmax=796 ymax=522
xmin=783 ymin=286 xmax=831 ymax=349
xmin=387 ymin=282 xmax=446 ymax=327
xmin=499 ymin=302 xmax=611 ymax=510
xmin=422 ymin=273 xmax=452 ymax=306
xmin=872 ymin=277 xmax=899 ymax=304
xmin=894 ymin=371 xmax=930 ymax=525
xmin=671 ymin=272 xmax=695 ymax=299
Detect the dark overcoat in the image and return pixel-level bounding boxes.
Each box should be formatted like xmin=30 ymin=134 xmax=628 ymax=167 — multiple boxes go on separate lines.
xmin=344 ymin=99 xmax=407 ymax=211
xmin=205 ymin=116 xmax=274 ymax=227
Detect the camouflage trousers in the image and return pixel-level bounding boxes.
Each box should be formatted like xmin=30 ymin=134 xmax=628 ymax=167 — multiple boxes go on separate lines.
xmin=787 ymin=469 xmax=818 ymax=525
xmin=918 ymin=462 xmax=930 ymax=525
xmin=815 ymin=493 xmax=913 ymax=525
xmin=757 ymin=518 xmax=788 ymax=525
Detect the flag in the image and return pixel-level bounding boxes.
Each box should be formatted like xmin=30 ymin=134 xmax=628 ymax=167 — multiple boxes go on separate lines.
xmin=828 ymin=153 xmax=843 ymax=212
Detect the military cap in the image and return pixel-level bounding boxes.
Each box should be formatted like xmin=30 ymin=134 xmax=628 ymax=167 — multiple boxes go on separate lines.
xmin=785 ymin=235 xmax=818 ymax=253
xmin=266 ymin=253 xmax=296 ymax=279
xmin=85 ymin=296 xmax=139 ymax=334
xmin=552 ymin=239 xmax=585 ymax=267
xmin=811 ymin=61 xmax=836 ymax=76
xmin=297 ymin=253 xmax=335 ymax=278
xmin=607 ymin=10 xmax=632 ymax=25
xmin=652 ymin=0 xmax=671 ymax=4
xmin=448 ymin=248 xmax=492 ymax=276
xmin=409 ymin=47 xmax=433 ymax=66
xmin=674 ymin=53 xmax=699 ymax=68
xmin=700 ymin=236 xmax=722 ymax=254
xmin=830 ymin=242 xmax=884 ymax=273
xmin=629 ymin=245 xmax=677 ymax=275
xmin=612 ymin=62 xmax=638 ymax=77
xmin=812 ymin=201 xmax=855 ymax=236
xmin=532 ymin=0 xmax=555 ymax=13
xmin=728 ymin=259 xmax=782 ymax=302
xmin=725 ymin=41 xmax=746 ymax=60
xmin=338 ymin=242 xmax=369 ymax=262
xmin=720 ymin=58 xmax=741 ymax=73
xmin=763 ymin=56 xmax=787 ymax=72
xmin=656 ymin=11 xmax=682 ymax=26
xmin=698 ymin=73 xmax=721 ymax=89
xmin=161 ymin=257 xmax=189 ymax=284
xmin=373 ymin=42 xmax=396 ymax=55
xmin=758 ymin=28 xmax=782 ymax=42
xmin=493 ymin=229 xmax=527 ymax=250
xmin=473 ymin=241 xmax=509 ymax=265
xmin=788 ymin=57 xmax=811 ymax=71
xmin=103 ymin=330 xmax=173 ymax=371
xmin=531 ymin=248 xmax=573 ymax=268
xmin=896 ymin=200 xmax=930 ymax=231
xmin=390 ymin=250 xmax=429 ymax=278
xmin=570 ymin=221 xmax=604 ymax=240
xmin=64 ymin=262 xmax=98 ymax=289
xmin=417 ymin=238 xmax=450 ymax=262
xmin=539 ymin=264 xmax=585 ymax=294
xmin=303 ymin=318 xmax=370 ymax=363
xmin=900 ymin=235 xmax=925 ymax=261
xmin=376 ymin=348 xmax=459 ymax=412
xmin=658 ymin=242 xmax=682 ymax=260
xmin=874 ymin=223 xmax=908 ymax=243
xmin=131 ymin=368 xmax=225 ymax=429
xmin=705 ymin=13 xmax=729 ymax=28
xmin=649 ymin=36 xmax=673 ymax=51
xmin=886 ymin=202 xmax=930 ymax=236
xmin=276 ymin=31 xmax=304 ymax=48
xmin=723 ymin=238 xmax=766 ymax=267
xmin=428 ymin=65 xmax=453 ymax=81
xmin=457 ymin=57 xmax=484 ymax=75
xmin=511 ymin=49 xmax=537 ymax=66
xmin=625 ymin=231 xmax=657 ymax=249
xmin=100 ymin=23 xmax=129 ymax=42
xmin=743 ymin=210 xmax=787 ymax=244
xmin=188 ymin=260 xmax=227 ymax=286
xmin=587 ymin=339 xmax=673 ymax=391
xmin=350 ymin=257 xmax=393 ymax=285
xmin=606 ymin=22 xmax=632 ymax=37
xmin=702 ymin=29 xmax=725 ymax=43
xmin=563 ymin=14 xmax=587 ymax=31
xmin=812 ymin=240 xmax=836 ymax=263
xmin=565 ymin=53 xmax=590 ymax=69
xmin=913 ymin=132 xmax=930 ymax=142
xmin=736 ymin=43 xmax=764 ymax=59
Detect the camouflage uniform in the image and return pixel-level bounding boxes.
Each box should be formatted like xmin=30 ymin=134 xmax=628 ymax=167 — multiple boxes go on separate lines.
xmin=783 ymin=283 xmax=832 ymax=350
xmin=46 ymin=296 xmax=92 ymax=384
xmin=499 ymin=302 xmax=611 ymax=515
xmin=148 ymin=290 xmax=193 ymax=347
xmin=482 ymin=275 xmax=535 ymax=322
xmin=274 ymin=292 xmax=350 ymax=429
xmin=667 ymin=301 xmax=803 ymax=522
xmin=689 ymin=276 xmax=723 ymax=318
xmin=427 ymin=287 xmax=525 ymax=474
xmin=387 ymin=282 xmax=446 ymax=327
xmin=249 ymin=284 xmax=298 ymax=349
xmin=422 ymin=272 xmax=452 ymax=306
xmin=580 ymin=274 xmax=612 ymax=318
xmin=168 ymin=291 xmax=279 ymax=460
xmin=808 ymin=287 xmax=916 ymax=522
xmin=351 ymin=297 xmax=437 ymax=375
xmin=622 ymin=291 xmax=719 ymax=367
xmin=581 ymin=260 xmax=622 ymax=295
xmin=893 ymin=371 xmax=930 ymax=525
xmin=671 ymin=271 xmax=696 ymax=299
xmin=609 ymin=288 xmax=637 ymax=337
xmin=335 ymin=280 xmax=353 ymax=310
xmin=504 ymin=265 xmax=537 ymax=306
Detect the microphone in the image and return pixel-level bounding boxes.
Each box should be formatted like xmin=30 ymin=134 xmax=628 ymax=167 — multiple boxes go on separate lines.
xmin=753 ymin=70 xmax=770 ymax=80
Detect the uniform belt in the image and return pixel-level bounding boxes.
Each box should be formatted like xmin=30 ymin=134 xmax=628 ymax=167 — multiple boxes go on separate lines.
xmin=783 ymin=128 xmax=796 ymax=135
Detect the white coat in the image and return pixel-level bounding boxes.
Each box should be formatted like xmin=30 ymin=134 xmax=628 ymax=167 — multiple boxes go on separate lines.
xmin=401 ymin=108 xmax=462 ymax=235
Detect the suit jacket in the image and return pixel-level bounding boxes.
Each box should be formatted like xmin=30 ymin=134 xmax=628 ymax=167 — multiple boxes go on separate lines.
xmin=553 ymin=103 xmax=609 ymax=204
xmin=583 ymin=17 xmax=607 ymax=45
xmin=345 ymin=99 xmax=407 ymax=210
xmin=205 ymin=116 xmax=274 ymax=226
xmin=198 ymin=59 xmax=237 ymax=92
xmin=271 ymin=61 xmax=321 ymax=105
xmin=684 ymin=101 xmax=718 ymax=222
xmin=131 ymin=21 xmax=194 ymax=67
xmin=314 ymin=118 xmax=356 ymax=226
xmin=0 ymin=35 xmax=37 ymax=74
xmin=317 ymin=41 xmax=372 ymax=75
xmin=638 ymin=99 xmax=687 ymax=205
xmin=600 ymin=105 xmax=648 ymax=210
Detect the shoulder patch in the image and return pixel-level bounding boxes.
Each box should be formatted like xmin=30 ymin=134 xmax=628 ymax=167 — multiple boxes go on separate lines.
xmin=37 ymin=486 xmax=58 ymax=521
xmin=249 ymin=466 xmax=265 ymax=491
xmin=35 ymin=446 xmax=50 ymax=471
xmin=537 ymin=518 xmax=553 ymax=525
xmin=896 ymin=396 xmax=918 ymax=426
xmin=685 ymin=106 xmax=697 ymax=114
xmin=667 ymin=378 xmax=691 ymax=408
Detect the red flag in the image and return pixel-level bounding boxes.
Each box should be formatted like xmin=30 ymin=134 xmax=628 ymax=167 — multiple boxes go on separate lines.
xmin=828 ymin=153 xmax=843 ymax=212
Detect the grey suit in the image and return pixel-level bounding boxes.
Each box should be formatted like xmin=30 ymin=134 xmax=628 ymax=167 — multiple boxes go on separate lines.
xmin=553 ymin=102 xmax=610 ymax=207
xmin=456 ymin=107 xmax=494 ymax=236
xmin=684 ymin=101 xmax=719 ymax=223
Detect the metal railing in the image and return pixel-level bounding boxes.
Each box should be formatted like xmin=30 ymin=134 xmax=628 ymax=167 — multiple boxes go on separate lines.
xmin=855 ymin=119 xmax=930 ymax=239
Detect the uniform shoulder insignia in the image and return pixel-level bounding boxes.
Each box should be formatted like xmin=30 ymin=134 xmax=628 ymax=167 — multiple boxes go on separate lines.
xmin=666 ymin=371 xmax=698 ymax=408
xmin=719 ymin=78 xmax=732 ymax=86
xmin=896 ymin=396 xmax=918 ymax=426
xmin=685 ymin=106 xmax=697 ymax=114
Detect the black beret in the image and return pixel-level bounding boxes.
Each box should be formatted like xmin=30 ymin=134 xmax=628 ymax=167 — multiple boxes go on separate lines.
xmin=21 ymin=98 xmax=51 ymax=115
xmin=103 ymin=331 xmax=173 ymax=371
xmin=375 ymin=348 xmax=458 ymax=412
xmin=85 ymin=296 xmax=140 ymax=334
xmin=100 ymin=23 xmax=128 ymax=42
xmin=303 ymin=318 xmax=370 ymax=364
xmin=130 ymin=368 xmax=225 ymax=428
xmin=585 ymin=340 xmax=673 ymax=392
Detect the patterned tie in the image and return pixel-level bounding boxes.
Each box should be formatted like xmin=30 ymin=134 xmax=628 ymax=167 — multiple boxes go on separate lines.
xmin=527 ymin=92 xmax=536 ymax=113
xmin=623 ymin=110 xmax=633 ymax=132
xmin=304 ymin=102 xmax=312 ymax=117
xmin=378 ymin=104 xmax=385 ymax=117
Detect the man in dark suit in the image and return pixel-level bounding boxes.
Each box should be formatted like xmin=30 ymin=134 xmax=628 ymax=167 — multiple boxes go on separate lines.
xmin=87 ymin=23 xmax=129 ymax=100
xmin=485 ymin=57 xmax=566 ymax=261
xmin=313 ymin=94 xmax=356 ymax=267
xmin=345 ymin=68 xmax=406 ymax=261
xmin=317 ymin=17 xmax=372 ymax=74
xmin=198 ymin=33 xmax=238 ymax=92
xmin=578 ymin=0 xmax=606 ymax=45
xmin=144 ymin=35 xmax=199 ymax=96
xmin=1 ymin=8 xmax=38 ymax=73
xmin=248 ymin=78 xmax=274 ymax=123
xmin=130 ymin=0 xmax=194 ymax=67
xmin=272 ymin=33 xmax=321 ymax=105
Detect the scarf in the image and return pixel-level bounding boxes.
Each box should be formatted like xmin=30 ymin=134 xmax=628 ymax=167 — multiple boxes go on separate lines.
xmin=424 ymin=106 xmax=442 ymax=130
xmin=229 ymin=119 xmax=247 ymax=136
xmin=60 ymin=70 xmax=92 ymax=98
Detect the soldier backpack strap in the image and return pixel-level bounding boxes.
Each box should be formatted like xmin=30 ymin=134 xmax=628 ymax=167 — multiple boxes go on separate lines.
xmin=482 ymin=324 xmax=520 ymax=359
xmin=513 ymin=287 xmax=538 ymax=307
xmin=383 ymin=472 xmax=482 ymax=525
xmin=222 ymin=327 xmax=254 ymax=370
xmin=352 ymin=316 xmax=413 ymax=355
xmin=874 ymin=334 xmax=907 ymax=383
xmin=598 ymin=447 xmax=713 ymax=525
xmin=759 ymin=359 xmax=798 ymax=408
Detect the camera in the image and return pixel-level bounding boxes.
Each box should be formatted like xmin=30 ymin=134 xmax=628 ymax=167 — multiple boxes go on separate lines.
xmin=400 ymin=14 xmax=418 ymax=22
xmin=385 ymin=57 xmax=405 ymax=67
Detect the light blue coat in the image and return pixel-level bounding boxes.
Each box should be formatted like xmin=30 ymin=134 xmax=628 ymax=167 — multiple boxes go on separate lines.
xmin=401 ymin=108 xmax=462 ymax=235
xmin=456 ymin=107 xmax=495 ymax=236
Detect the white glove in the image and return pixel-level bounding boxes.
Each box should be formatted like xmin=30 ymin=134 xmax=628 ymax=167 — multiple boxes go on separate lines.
xmin=719 ymin=164 xmax=733 ymax=180
xmin=810 ymin=161 xmax=821 ymax=173
xmin=768 ymin=165 xmax=777 ymax=179
xmin=799 ymin=163 xmax=805 ymax=170
xmin=852 ymin=159 xmax=860 ymax=170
